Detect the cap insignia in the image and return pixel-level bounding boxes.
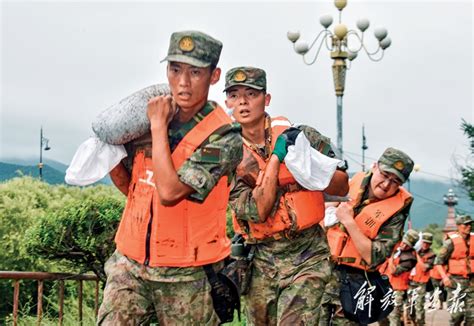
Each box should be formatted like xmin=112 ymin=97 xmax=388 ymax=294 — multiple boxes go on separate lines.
xmin=234 ymin=70 xmax=247 ymax=82
xmin=179 ymin=36 xmax=194 ymax=52
xmin=393 ymin=160 xmax=405 ymax=171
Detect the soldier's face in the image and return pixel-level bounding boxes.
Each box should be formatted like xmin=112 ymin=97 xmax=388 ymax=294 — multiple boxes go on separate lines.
xmin=458 ymin=223 xmax=472 ymax=236
xmin=369 ymin=164 xmax=401 ymax=200
xmin=421 ymin=242 xmax=431 ymax=250
xmin=225 ymin=86 xmax=270 ymax=127
xmin=167 ymin=62 xmax=220 ymax=114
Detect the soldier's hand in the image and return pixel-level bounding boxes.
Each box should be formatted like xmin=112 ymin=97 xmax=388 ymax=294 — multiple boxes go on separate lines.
xmin=442 ymin=276 xmax=453 ymax=288
xmin=147 ymin=95 xmax=177 ymax=127
xmin=335 ymin=202 xmax=354 ymax=225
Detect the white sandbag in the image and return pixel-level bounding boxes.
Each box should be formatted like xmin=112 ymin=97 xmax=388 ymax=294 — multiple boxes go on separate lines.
xmin=65 ymin=137 xmax=127 ymax=186
xmin=92 ymin=84 xmax=170 ymax=145
xmin=285 ymin=132 xmax=341 ymax=191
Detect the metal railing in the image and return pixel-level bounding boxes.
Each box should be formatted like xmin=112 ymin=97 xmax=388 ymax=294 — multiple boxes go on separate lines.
xmin=0 ymin=271 xmax=100 ymax=326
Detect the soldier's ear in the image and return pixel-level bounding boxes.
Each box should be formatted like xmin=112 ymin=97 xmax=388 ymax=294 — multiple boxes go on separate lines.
xmin=264 ymin=93 xmax=271 ymax=106
xmin=210 ymin=67 xmax=221 ymax=85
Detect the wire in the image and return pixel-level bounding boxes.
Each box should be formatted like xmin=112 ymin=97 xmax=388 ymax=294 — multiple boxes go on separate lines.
xmin=344 ymin=150 xmax=455 ymax=181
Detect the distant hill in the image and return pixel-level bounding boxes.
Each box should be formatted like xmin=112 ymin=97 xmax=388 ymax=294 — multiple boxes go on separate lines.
xmin=0 ymin=160 xmax=112 ymax=185
xmin=0 ymin=162 xmax=66 ymax=185
xmin=408 ymin=177 xmax=473 ymax=229
xmin=1 ymin=157 xmax=69 ymax=173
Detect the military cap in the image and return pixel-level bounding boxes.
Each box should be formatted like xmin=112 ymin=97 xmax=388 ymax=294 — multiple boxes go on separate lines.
xmin=161 ymin=30 xmax=222 ymax=68
xmin=455 ymin=215 xmax=473 ymax=225
xmin=224 ymin=66 xmax=266 ymax=92
xmin=421 ymin=232 xmax=433 ymax=244
xmin=402 ymin=229 xmax=419 ymax=248
xmin=378 ymin=147 xmax=414 ymax=184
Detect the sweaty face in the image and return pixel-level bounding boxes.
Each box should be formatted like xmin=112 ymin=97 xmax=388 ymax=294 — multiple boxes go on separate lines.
xmin=225 ymin=86 xmax=270 ymax=127
xmin=167 ymin=62 xmax=219 ymax=118
xmin=369 ymin=164 xmax=403 ymax=200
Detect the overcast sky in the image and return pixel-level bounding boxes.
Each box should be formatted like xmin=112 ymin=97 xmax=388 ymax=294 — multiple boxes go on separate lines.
xmin=1 ymin=0 xmax=472 ymax=182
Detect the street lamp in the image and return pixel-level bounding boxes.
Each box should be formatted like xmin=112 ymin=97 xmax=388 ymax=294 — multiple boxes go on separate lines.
xmin=39 ymin=126 xmax=51 ymax=180
xmin=287 ymin=0 xmax=391 ymax=158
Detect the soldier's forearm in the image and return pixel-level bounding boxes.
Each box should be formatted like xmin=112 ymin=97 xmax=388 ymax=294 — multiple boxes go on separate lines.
xmin=341 ymin=219 xmax=373 ymax=265
xmin=252 ymin=155 xmax=280 ymax=221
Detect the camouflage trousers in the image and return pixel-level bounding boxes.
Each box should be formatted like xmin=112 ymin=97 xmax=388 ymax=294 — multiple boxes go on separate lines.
xmin=446 ymin=275 xmax=474 ymax=326
xmin=97 ymin=250 xmax=220 ymax=326
xmin=408 ymin=281 xmax=427 ymax=325
xmin=244 ymin=225 xmax=332 ymax=326
xmin=378 ymin=290 xmax=404 ymax=326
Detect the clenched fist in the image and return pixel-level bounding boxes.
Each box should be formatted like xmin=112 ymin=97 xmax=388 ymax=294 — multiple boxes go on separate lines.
xmin=147 ymin=95 xmax=177 ymax=127
xmin=336 ymin=202 xmax=355 ymax=226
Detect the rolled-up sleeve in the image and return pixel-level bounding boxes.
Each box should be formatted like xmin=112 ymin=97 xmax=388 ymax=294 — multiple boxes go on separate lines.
xmin=178 ymin=130 xmax=243 ymax=202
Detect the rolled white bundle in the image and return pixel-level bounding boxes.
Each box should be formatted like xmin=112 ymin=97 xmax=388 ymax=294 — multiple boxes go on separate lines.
xmin=92 ymin=83 xmax=170 ymax=145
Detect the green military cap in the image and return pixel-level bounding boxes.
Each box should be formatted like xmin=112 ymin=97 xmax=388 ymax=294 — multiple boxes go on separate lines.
xmin=421 ymin=232 xmax=433 ymax=244
xmin=402 ymin=229 xmax=419 ymax=248
xmin=378 ymin=147 xmax=414 ymax=184
xmin=455 ymin=214 xmax=473 ymax=225
xmin=161 ymin=30 xmax=222 ymax=68
xmin=224 ymin=66 xmax=266 ymax=92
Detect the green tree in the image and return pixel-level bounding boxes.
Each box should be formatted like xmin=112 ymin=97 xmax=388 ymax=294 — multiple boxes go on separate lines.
xmin=460 ymin=119 xmax=474 ymax=201
xmin=25 ymin=196 xmax=124 ymax=281
xmin=0 ymin=176 xmax=124 ymax=321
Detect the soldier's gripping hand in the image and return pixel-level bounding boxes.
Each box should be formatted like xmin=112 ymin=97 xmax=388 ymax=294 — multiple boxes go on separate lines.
xmin=335 ymin=202 xmax=355 ymax=226
xmin=442 ymin=276 xmax=453 ymax=288
xmin=147 ymin=95 xmax=177 ymax=127
xmin=272 ymin=127 xmax=301 ymax=162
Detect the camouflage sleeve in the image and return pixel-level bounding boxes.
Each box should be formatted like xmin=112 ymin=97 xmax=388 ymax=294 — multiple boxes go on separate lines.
xmin=369 ymin=204 xmax=410 ymax=269
xmin=393 ymin=251 xmax=417 ymax=275
xmin=178 ymin=128 xmax=243 ymax=202
xmin=434 ymin=238 xmax=454 ymax=266
xmin=228 ymin=178 xmax=261 ymax=223
xmin=425 ymin=252 xmax=436 ymax=269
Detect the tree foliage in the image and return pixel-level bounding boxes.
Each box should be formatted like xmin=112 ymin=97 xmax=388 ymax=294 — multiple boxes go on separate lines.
xmin=25 ymin=196 xmax=123 ymax=281
xmin=460 ymin=119 xmax=474 ymax=201
xmin=0 ymin=176 xmax=124 ymax=321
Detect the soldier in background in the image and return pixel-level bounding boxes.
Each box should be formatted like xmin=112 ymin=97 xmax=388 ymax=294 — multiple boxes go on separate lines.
xmin=321 ymin=148 xmax=415 ymax=325
xmin=379 ymin=229 xmax=419 ymax=326
xmin=408 ymin=232 xmax=436 ymax=325
xmin=225 ymin=66 xmax=348 ymax=325
xmin=434 ymin=215 xmax=474 ymax=326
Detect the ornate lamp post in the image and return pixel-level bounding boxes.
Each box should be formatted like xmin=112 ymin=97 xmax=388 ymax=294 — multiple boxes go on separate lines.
xmin=39 ymin=126 xmax=51 ymax=180
xmin=443 ymin=189 xmax=458 ymax=233
xmin=287 ymin=0 xmax=392 ymax=158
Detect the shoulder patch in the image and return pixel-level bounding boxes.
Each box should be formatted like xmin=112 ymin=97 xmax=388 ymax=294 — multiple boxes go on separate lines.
xmin=200 ymin=146 xmax=221 ymax=163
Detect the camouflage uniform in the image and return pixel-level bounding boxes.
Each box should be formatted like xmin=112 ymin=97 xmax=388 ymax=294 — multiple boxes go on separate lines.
xmin=229 ymin=115 xmax=333 ymax=325
xmin=320 ymin=148 xmax=414 ymax=326
xmin=227 ymin=67 xmax=335 ymax=325
xmin=434 ymin=215 xmax=474 ymax=326
xmin=380 ymin=230 xmax=418 ymax=326
xmin=98 ymin=31 xmax=244 ymax=325
xmin=408 ymin=233 xmax=435 ymax=326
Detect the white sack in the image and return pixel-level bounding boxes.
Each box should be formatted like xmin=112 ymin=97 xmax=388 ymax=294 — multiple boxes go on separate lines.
xmin=324 ymin=206 xmax=339 ymax=228
xmin=65 ymin=137 xmax=127 ymax=186
xmin=92 ymin=84 xmax=170 ymax=145
xmin=285 ymin=132 xmax=342 ymax=191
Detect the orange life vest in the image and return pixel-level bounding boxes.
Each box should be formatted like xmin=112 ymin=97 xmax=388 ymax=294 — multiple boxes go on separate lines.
xmin=232 ymin=116 xmax=325 ymax=242
xmin=447 ymin=232 xmax=474 ymax=278
xmin=410 ymin=251 xmax=435 ymax=283
xmin=115 ymin=106 xmax=233 ymax=267
xmin=430 ymin=266 xmax=443 ymax=280
xmin=327 ymin=171 xmax=412 ymax=270
xmin=380 ymin=254 xmax=412 ymax=291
